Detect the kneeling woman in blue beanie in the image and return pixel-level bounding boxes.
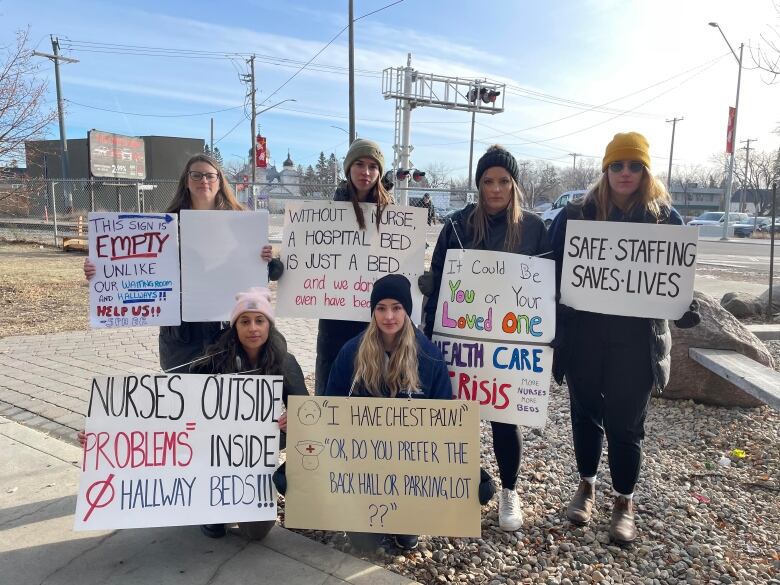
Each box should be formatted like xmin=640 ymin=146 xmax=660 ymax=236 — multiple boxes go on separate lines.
xmin=324 ymin=274 xmax=452 ymax=552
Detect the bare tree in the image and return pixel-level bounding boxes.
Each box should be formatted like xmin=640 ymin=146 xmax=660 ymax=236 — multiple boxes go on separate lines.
xmin=516 ymin=160 xmax=561 ymax=207
xmin=421 ymin=161 xmax=453 ymax=189
xmin=749 ymin=0 xmax=780 ymax=82
xmin=0 ymin=29 xmax=57 ymax=168
xmin=559 ymin=158 xmax=600 ymax=192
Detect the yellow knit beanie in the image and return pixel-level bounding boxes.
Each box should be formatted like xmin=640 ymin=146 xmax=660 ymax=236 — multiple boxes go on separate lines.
xmin=602 ymin=132 xmax=651 ymax=172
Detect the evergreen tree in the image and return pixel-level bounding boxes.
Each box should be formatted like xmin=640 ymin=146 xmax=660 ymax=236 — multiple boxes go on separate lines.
xmin=328 ymin=152 xmax=340 ymax=185
xmin=212 ymin=147 xmax=224 ymax=166
xmin=315 ymin=151 xmax=329 ymax=186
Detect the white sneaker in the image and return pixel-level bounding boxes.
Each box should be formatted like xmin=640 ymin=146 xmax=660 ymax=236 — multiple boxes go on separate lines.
xmin=498 ymin=488 xmax=523 ymax=531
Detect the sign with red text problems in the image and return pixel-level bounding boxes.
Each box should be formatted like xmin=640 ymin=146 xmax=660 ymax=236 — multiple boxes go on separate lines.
xmin=88 ymin=212 xmax=181 ymax=328
xmin=74 ymin=374 xmax=282 ymax=530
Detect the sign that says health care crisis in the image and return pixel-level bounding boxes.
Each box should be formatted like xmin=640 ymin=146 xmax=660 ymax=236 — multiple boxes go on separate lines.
xmin=276 ymin=201 xmax=427 ymax=323
xmin=432 ymin=336 xmax=552 ymax=428
xmin=284 ymin=396 xmax=481 ymax=537
xmin=560 ymin=220 xmax=697 ymax=319
xmin=433 ymin=249 xmax=556 ymax=343
xmin=74 ymin=374 xmax=281 ymax=530
xmin=88 ymin=212 xmax=181 ymax=328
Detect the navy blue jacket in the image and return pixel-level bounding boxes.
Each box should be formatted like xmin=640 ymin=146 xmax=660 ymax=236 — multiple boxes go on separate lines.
xmin=324 ymin=328 xmax=453 ymax=400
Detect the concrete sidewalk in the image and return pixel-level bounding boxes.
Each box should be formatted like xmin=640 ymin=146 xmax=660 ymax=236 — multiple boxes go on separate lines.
xmin=0 ymin=417 xmax=416 ymax=585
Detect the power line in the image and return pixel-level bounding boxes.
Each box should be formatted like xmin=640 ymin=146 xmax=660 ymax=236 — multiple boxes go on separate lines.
xmin=64 ymin=98 xmax=244 ymax=118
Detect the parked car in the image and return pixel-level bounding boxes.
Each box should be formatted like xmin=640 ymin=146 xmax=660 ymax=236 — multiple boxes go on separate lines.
xmin=540 ymin=190 xmax=587 ymax=227
xmin=757 ymin=219 xmax=780 ymax=234
xmin=687 ymin=212 xmax=750 ymax=226
xmin=732 ymin=217 xmax=773 ymax=238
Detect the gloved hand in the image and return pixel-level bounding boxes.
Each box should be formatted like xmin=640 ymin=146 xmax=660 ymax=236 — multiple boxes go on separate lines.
xmin=479 ymin=467 xmax=496 ymax=505
xmin=272 ymin=461 xmax=287 ymax=496
xmin=550 ymin=303 xmax=576 ymax=350
xmin=674 ymin=299 xmax=701 ymax=329
xmin=418 ymin=271 xmax=434 ymax=297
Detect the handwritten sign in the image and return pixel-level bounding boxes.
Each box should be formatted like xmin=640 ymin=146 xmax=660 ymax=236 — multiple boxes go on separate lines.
xmin=74 ymin=374 xmax=282 ymax=530
xmin=276 ymin=201 xmax=427 ymax=323
xmin=432 ymin=336 xmax=552 ymax=427
xmin=433 ymin=249 xmax=556 ymax=343
xmin=560 ymin=220 xmax=698 ymax=319
xmin=284 ymin=396 xmax=481 ymax=537
xmin=88 ymin=212 xmax=181 ymax=328
xmin=179 ymin=210 xmax=269 ymax=322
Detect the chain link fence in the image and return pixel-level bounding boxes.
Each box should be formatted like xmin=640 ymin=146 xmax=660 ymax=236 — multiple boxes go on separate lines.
xmin=0 ymin=178 xmax=474 ymax=247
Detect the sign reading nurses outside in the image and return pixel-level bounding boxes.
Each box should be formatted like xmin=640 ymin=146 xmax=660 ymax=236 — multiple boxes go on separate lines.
xmin=88 ymin=130 xmax=147 ymax=180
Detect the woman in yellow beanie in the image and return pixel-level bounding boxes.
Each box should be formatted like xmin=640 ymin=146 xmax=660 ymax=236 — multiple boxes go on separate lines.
xmin=548 ymin=132 xmax=699 ymax=545
xmin=314 ymin=139 xmax=394 ymax=395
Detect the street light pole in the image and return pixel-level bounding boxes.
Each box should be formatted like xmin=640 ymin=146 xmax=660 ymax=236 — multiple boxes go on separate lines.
xmin=709 ymin=22 xmax=743 ymax=240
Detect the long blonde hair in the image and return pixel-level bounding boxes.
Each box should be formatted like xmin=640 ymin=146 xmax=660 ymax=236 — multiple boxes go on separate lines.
xmin=352 ymin=315 xmax=420 ymax=397
xmin=469 ymin=172 xmax=524 ymax=251
xmin=584 ymin=168 xmax=671 ymax=221
xmin=166 ymin=153 xmax=243 ymax=213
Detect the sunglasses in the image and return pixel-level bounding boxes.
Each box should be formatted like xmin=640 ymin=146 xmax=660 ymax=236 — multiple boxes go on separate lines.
xmin=188 ymin=171 xmax=220 ymax=182
xmin=608 ymin=161 xmax=644 ymax=174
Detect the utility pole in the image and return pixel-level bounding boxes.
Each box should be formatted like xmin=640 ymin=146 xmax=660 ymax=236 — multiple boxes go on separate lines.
xmin=467 ymin=111 xmax=476 ymax=188
xmin=248 ymin=56 xmax=257 ymax=185
xmin=739 ymin=138 xmax=756 ymax=213
xmin=210 ymin=118 xmax=214 ymax=152
xmin=666 ymin=117 xmax=683 ymax=190
xmin=348 ymin=0 xmax=356 ymax=144
xmin=33 ymin=36 xmax=78 ymax=209
xmin=568 ymin=153 xmax=580 ymax=170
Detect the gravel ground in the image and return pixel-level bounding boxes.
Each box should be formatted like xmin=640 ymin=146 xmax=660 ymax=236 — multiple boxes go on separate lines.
xmin=287 ymin=346 xmax=780 ymax=585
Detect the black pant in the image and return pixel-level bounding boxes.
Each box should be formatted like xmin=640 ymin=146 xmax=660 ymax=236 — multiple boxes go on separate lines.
xmin=565 ymin=312 xmax=653 ymax=495
xmin=314 ymin=319 xmax=368 ymax=395
xmin=491 ymin=421 xmax=522 ymax=489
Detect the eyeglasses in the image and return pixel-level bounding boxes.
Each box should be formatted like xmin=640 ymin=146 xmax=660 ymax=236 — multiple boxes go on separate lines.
xmin=188 ymin=171 xmax=220 ymax=182
xmin=608 ymin=161 xmax=644 ymax=174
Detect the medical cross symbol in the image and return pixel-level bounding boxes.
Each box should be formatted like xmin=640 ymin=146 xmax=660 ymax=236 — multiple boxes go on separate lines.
xmin=305 ymin=444 xmax=315 ymax=454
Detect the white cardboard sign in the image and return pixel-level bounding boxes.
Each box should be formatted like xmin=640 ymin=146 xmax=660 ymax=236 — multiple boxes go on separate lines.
xmin=180 ymin=210 xmax=269 ymax=322
xmin=432 ymin=249 xmax=556 ymax=344
xmin=88 ymin=212 xmax=181 ymax=328
xmin=276 ymin=201 xmax=427 ymax=323
xmin=432 ymin=335 xmax=552 ymax=427
xmin=560 ymin=220 xmax=698 ymax=319
xmin=75 ymin=374 xmax=282 ymax=530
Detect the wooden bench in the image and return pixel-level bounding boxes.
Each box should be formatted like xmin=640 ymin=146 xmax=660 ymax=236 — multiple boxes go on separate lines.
xmin=689 ymin=348 xmax=780 ymax=410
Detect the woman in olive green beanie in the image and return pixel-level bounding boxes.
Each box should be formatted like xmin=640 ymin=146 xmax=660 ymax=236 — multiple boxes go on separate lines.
xmin=315 ymin=139 xmax=394 ymax=395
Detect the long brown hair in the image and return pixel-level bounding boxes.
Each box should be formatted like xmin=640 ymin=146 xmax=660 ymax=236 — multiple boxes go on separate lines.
xmin=166 ymin=153 xmax=243 ymax=213
xmin=200 ymin=321 xmax=286 ymax=375
xmin=468 ymin=159 xmax=524 ymax=251
xmin=344 ymin=165 xmax=393 ymax=230
xmin=583 ymin=168 xmax=671 ymax=221
xmin=352 ymin=314 xmax=420 ymax=398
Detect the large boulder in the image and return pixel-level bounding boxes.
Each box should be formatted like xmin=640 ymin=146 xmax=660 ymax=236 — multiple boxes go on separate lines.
xmin=758 ymin=284 xmax=780 ymax=316
xmin=666 ymin=291 xmax=774 ymax=407
xmin=720 ymin=291 xmax=764 ymax=319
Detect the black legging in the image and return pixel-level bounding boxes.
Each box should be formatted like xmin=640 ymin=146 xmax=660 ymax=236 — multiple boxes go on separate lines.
xmin=491 ymin=421 xmax=523 ymax=490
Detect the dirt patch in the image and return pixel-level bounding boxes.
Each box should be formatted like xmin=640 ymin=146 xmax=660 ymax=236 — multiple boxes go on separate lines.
xmin=0 ymin=241 xmax=90 ymax=337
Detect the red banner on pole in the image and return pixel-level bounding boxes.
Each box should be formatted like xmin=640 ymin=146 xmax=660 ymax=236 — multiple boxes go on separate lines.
xmin=255 ymin=135 xmax=268 ymax=168
xmin=726 ymin=107 xmax=736 ymax=154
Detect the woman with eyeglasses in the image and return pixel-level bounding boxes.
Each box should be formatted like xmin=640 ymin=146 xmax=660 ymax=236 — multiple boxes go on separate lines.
xmin=314 ymin=139 xmax=394 ymax=395
xmin=422 ymin=145 xmax=550 ymax=533
xmin=548 ymin=132 xmax=698 ymax=544
xmin=84 ymin=153 xmax=281 ymax=373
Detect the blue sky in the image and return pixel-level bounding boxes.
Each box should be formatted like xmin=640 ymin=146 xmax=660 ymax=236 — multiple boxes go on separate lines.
xmin=3 ymin=0 xmax=779 ymax=178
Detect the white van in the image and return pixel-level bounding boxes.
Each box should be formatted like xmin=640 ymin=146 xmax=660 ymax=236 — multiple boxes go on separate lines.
xmin=540 ymin=190 xmax=587 ymax=227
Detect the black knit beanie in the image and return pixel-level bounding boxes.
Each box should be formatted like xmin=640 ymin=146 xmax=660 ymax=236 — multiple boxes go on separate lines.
xmin=370 ymin=274 xmax=413 ymax=316
xmin=475 ymin=145 xmax=520 ymax=186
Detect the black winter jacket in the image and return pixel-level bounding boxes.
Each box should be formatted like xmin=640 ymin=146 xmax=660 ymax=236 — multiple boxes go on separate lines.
xmin=548 ymin=199 xmax=684 ymax=392
xmin=423 ymin=203 xmax=551 ymax=338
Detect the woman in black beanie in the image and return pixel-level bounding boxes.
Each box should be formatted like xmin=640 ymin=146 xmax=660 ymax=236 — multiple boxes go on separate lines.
xmin=423 ymin=144 xmax=550 ymax=532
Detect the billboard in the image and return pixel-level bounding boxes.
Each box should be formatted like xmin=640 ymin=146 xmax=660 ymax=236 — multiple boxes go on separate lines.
xmin=88 ymin=130 xmax=147 ymax=180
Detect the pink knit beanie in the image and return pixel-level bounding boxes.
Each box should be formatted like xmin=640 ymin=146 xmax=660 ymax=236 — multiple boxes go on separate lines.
xmin=229 ymin=287 xmax=275 ymax=326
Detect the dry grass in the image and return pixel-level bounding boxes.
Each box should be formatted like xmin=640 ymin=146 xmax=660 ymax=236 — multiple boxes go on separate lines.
xmin=0 ymin=241 xmax=90 ymax=337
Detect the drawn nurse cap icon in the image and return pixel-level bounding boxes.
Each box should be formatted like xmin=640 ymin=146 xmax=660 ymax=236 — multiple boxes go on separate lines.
xmin=296 ymin=440 xmax=324 ymax=470
xmin=297 ymin=399 xmax=322 ymax=425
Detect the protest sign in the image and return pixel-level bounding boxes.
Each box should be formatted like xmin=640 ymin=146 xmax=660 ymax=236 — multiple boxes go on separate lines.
xmin=284 ymin=396 xmax=481 ymax=537
xmin=88 ymin=212 xmax=181 ymax=328
xmin=180 ymin=210 xmax=269 ymax=322
xmin=432 ymin=249 xmax=556 ymax=344
xmin=560 ymin=220 xmax=698 ymax=319
xmin=276 ymin=201 xmax=427 ymax=323
xmin=432 ymin=335 xmax=552 ymax=427
xmin=74 ymin=374 xmax=282 ymax=530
